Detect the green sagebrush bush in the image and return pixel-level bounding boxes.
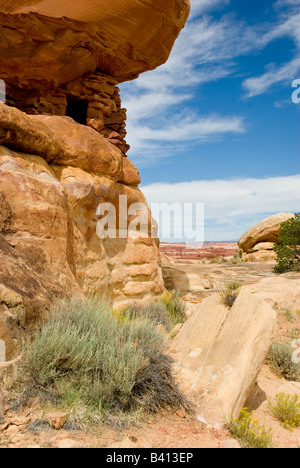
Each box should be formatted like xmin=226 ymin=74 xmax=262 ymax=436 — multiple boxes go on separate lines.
xmin=23 ymin=296 xmax=189 ymax=415
xmin=268 ymin=341 xmax=300 ymax=382
xmin=159 ymin=291 xmax=187 ymax=326
xmin=218 ymin=281 xmax=242 ymax=308
xmin=274 ymin=213 xmax=300 ymax=273
xmin=121 ymin=301 xmax=173 ymax=331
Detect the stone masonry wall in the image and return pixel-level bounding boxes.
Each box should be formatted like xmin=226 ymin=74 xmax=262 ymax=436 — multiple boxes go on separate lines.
xmin=6 ymin=72 xmax=130 ymax=156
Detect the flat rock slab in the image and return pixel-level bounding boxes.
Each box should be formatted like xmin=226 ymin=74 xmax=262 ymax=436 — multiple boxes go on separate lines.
xmin=171 ymin=290 xmax=277 ymax=424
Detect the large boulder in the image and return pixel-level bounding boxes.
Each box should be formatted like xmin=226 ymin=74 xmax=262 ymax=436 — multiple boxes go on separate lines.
xmin=238 ymin=213 xmax=294 ymax=253
xmin=0 ymin=0 xmax=190 ymax=87
xmin=171 ymin=290 xmax=277 ymax=424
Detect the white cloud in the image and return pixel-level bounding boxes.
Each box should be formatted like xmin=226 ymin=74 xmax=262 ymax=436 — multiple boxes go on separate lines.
xmin=120 ymin=14 xmax=252 ymax=164
xmin=120 ymin=0 xmax=300 ymax=166
xmin=189 ymin=0 xmax=230 ymax=19
xmin=126 ymin=113 xmax=245 ymax=150
xmin=142 ymin=175 xmax=300 ymax=241
xmin=243 ymin=6 xmax=300 ymax=97
xmin=243 ymin=57 xmax=300 ymax=97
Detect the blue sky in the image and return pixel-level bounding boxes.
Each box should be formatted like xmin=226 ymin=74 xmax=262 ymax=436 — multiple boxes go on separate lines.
xmin=119 ymin=0 xmax=300 ymax=241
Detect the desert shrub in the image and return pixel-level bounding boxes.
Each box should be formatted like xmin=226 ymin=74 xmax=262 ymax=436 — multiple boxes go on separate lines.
xmin=218 ymin=281 xmax=242 ymax=308
xmin=268 ymin=341 xmax=300 ymax=382
xmin=289 ymin=329 xmax=300 ymax=340
xmin=122 ymin=301 xmax=172 ymax=331
xmin=268 ymin=393 xmax=300 ymax=431
xmin=160 ymin=291 xmax=187 ymax=326
xmin=210 ymin=258 xmax=218 ymax=264
xmin=284 ymin=308 xmax=294 ymax=322
xmin=26 ymin=420 xmax=51 ymax=434
xmin=23 ymin=296 xmax=189 ymax=419
xmin=228 ymin=408 xmax=275 ymax=448
xmin=274 ymin=213 xmax=300 ymax=273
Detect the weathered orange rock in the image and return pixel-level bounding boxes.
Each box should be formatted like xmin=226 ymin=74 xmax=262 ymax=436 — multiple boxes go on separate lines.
xmin=10 ymin=415 xmax=32 ymax=426
xmin=0 ymin=137 xmax=163 ymax=360
xmin=0 ymin=0 xmax=190 ymax=87
xmin=118 ymin=157 xmax=141 ymax=187
xmin=238 ymin=213 xmax=295 ymax=253
xmin=47 ymin=411 xmax=68 ymax=430
xmin=0 ymin=0 xmax=190 ymax=366
xmin=0 ymin=105 xmax=123 ymax=180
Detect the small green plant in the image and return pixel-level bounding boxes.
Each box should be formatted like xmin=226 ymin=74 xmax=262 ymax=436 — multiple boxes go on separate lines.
xmin=274 ymin=213 xmax=300 ymax=273
xmin=122 ymin=301 xmax=172 ymax=331
xmin=268 ymin=393 xmax=300 ymax=431
xmin=284 ymin=308 xmax=295 ymax=322
xmin=210 ymin=258 xmax=218 ymax=264
xmin=268 ymin=341 xmax=300 ymax=382
xmin=160 ymin=291 xmax=187 ymax=326
xmin=23 ymin=296 xmax=189 ymax=424
xmin=228 ymin=408 xmax=275 ymax=448
xmin=289 ymin=329 xmax=300 ymax=340
xmin=218 ymin=281 xmax=242 ymax=308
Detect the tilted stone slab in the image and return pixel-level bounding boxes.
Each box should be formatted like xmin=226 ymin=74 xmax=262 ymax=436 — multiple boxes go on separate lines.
xmin=171 ymin=290 xmax=277 ymax=424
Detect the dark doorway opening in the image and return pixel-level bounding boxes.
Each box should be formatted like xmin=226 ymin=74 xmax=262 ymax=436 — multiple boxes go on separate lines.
xmin=66 ymin=98 xmax=88 ymax=125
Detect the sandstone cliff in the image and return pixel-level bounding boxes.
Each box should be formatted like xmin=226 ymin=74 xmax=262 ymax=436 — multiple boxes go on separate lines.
xmin=0 ymin=0 xmax=190 ymax=361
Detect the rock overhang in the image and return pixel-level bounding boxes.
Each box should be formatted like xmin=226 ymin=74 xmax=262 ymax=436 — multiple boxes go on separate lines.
xmin=0 ymin=0 xmax=190 ymax=90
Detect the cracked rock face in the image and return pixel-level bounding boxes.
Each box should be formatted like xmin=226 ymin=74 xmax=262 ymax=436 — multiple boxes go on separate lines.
xmin=0 ymin=0 xmax=190 ymax=89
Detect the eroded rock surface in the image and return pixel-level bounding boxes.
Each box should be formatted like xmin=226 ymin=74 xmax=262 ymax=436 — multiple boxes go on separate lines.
xmin=238 ymin=213 xmax=294 ymax=254
xmin=0 ymin=104 xmax=164 ymax=361
xmin=171 ymin=290 xmax=277 ymax=424
xmin=0 ymin=0 xmax=190 ymax=86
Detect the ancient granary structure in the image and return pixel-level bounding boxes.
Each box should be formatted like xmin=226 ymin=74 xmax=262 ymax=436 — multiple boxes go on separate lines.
xmin=0 ymin=1 xmax=190 ymax=155
xmin=6 ymin=72 xmax=130 ymax=156
xmin=0 ymin=1 xmax=190 ymax=361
